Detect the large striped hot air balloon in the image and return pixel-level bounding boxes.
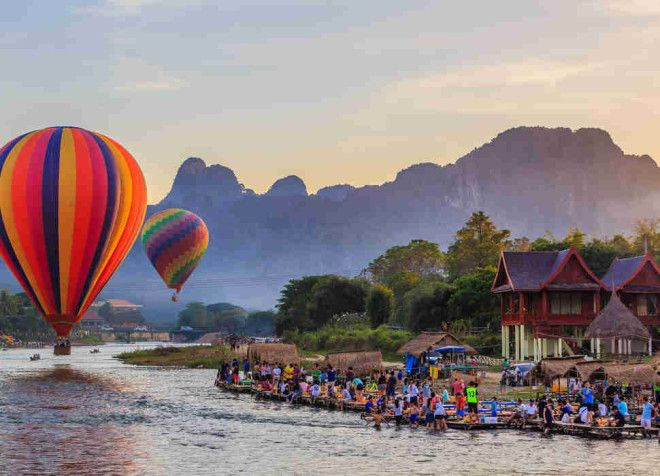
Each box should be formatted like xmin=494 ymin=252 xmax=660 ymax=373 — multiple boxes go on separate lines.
xmin=0 ymin=127 xmax=147 ymax=353
xmin=141 ymin=209 xmax=208 ymax=301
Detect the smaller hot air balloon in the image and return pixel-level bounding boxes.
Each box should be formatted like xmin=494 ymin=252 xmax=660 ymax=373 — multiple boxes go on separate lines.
xmin=141 ymin=209 xmax=209 ymax=301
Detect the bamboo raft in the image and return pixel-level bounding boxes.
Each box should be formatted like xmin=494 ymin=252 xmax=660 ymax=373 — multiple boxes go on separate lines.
xmin=551 ymin=421 xmax=659 ymax=439
xmin=446 ymin=420 xmax=510 ymax=431
xmin=216 ymin=383 xmax=658 ymax=439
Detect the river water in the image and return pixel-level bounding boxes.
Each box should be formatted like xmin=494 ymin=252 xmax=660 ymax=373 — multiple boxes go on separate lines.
xmin=0 ymin=343 xmax=657 ymax=475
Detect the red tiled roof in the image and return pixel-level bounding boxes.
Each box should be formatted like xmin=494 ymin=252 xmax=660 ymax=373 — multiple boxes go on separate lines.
xmin=82 ymin=310 xmax=104 ymax=322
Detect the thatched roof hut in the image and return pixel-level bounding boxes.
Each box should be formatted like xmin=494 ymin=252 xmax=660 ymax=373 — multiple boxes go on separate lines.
xmin=569 ymin=361 xmax=608 ymax=381
xmin=197 ymin=332 xmax=224 ymax=344
xmin=247 ymin=343 xmax=300 ymax=365
xmin=602 ymin=363 xmax=655 ymax=385
xmin=325 ymin=351 xmax=383 ymax=375
xmin=397 ymin=332 xmax=476 ymax=356
xmin=532 ymin=356 xmax=586 ymax=380
xmin=585 ymin=292 xmax=650 ymax=340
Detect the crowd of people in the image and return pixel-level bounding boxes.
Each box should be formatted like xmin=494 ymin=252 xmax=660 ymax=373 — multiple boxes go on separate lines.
xmin=504 ymin=381 xmax=659 ymax=437
xmin=216 ymin=358 xmax=659 ymax=438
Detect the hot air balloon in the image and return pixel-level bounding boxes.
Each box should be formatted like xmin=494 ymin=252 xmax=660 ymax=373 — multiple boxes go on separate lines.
xmin=141 ymin=209 xmax=208 ymax=302
xmin=0 ymin=127 xmax=147 ymax=354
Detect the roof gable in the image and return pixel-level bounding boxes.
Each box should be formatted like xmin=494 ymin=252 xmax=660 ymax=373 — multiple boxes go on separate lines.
xmin=542 ymin=248 xmax=604 ymax=289
xmin=602 ymin=254 xmax=660 ymax=291
xmin=493 ymin=247 xmax=603 ymax=292
xmin=495 ymin=250 xmax=561 ymax=291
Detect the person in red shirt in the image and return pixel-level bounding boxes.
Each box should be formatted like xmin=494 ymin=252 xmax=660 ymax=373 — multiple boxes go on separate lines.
xmin=456 ymin=393 xmax=466 ymax=417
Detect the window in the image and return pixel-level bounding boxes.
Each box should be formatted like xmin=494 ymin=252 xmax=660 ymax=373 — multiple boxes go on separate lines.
xmin=549 ymin=293 xmax=582 ymax=315
xmin=637 ymin=295 xmax=658 ymax=316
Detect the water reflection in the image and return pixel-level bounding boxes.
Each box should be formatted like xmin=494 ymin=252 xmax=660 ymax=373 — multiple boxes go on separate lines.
xmin=0 ymin=345 xmax=657 ymax=475
xmin=0 ymin=364 xmax=149 ymax=474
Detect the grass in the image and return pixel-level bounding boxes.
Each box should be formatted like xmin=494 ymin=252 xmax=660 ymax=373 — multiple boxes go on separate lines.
xmin=116 ymin=344 xmax=237 ymax=369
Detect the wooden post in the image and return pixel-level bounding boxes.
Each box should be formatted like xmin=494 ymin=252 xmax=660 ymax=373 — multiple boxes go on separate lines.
xmin=558 ymin=338 xmax=563 ymax=357
xmin=649 ymin=336 xmax=653 ymax=356
xmin=500 ymin=328 xmax=506 ymax=358
xmin=514 ymin=326 xmax=520 ymax=361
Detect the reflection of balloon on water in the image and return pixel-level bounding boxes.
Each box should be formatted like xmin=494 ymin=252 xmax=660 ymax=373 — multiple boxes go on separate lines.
xmin=0 ymin=127 xmax=147 ymax=351
xmin=141 ymin=209 xmax=209 ymax=302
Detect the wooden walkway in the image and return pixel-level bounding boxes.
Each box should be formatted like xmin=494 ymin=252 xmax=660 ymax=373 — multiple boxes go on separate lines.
xmin=216 ymin=382 xmax=658 ymax=439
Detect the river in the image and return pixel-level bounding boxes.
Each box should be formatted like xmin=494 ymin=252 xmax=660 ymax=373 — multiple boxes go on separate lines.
xmin=0 ymin=344 xmax=657 ymax=475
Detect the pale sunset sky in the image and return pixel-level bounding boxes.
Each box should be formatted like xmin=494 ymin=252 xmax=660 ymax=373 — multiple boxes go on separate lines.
xmin=1 ymin=0 xmax=659 ymax=202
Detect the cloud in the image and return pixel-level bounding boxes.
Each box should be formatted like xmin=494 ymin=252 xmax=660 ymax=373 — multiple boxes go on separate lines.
xmin=108 ymin=58 xmax=189 ymax=93
xmin=603 ymin=0 xmax=660 ymax=17
xmin=113 ymin=79 xmax=186 ymax=92
xmin=76 ymin=0 xmax=201 ymax=17
xmin=374 ymin=59 xmax=606 ymax=114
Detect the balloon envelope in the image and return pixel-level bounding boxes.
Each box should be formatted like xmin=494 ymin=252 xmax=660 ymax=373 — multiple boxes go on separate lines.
xmin=0 ymin=127 xmax=147 ymax=336
xmin=141 ymin=209 xmax=209 ymax=294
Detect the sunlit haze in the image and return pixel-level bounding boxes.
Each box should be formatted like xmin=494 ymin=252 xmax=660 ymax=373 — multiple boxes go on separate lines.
xmin=1 ymin=0 xmax=659 ymax=202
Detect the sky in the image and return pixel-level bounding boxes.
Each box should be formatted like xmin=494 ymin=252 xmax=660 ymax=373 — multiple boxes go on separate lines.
xmin=1 ymin=0 xmax=659 ymax=202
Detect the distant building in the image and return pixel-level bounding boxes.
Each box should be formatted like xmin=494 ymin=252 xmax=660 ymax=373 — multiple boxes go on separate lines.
xmin=80 ymin=310 xmax=105 ymax=330
xmin=93 ymin=299 xmax=143 ymax=313
xmin=492 ymin=247 xmax=659 ymax=361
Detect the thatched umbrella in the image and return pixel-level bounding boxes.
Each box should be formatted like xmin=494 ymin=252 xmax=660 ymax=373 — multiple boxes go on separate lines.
xmin=325 ymin=351 xmax=383 ymax=375
xmin=585 ymin=292 xmax=650 ymax=355
xmin=247 ymin=343 xmax=300 ymax=365
xmin=397 ymin=332 xmax=476 ymax=356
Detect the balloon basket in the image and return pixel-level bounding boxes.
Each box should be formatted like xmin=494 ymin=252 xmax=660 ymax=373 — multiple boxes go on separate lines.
xmin=54 ymin=344 xmax=71 ymax=356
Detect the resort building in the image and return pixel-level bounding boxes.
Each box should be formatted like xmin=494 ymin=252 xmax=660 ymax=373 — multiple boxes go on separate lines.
xmin=601 ymin=252 xmax=660 ymax=326
xmin=92 ymin=299 xmax=143 ymax=313
xmin=492 ymin=247 xmax=660 ymax=361
xmin=79 ymin=310 xmax=106 ymax=330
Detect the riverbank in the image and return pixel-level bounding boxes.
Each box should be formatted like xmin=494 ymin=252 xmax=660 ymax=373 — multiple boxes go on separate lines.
xmin=117 ymin=345 xmax=237 ymax=368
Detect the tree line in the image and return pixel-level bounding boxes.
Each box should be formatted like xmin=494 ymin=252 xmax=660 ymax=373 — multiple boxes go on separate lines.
xmin=177 ymin=301 xmax=276 ymax=336
xmin=274 ymin=213 xmax=659 ymax=335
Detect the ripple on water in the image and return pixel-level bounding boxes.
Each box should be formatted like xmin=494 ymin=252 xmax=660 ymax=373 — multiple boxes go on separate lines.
xmin=1 ymin=345 xmax=659 ymax=475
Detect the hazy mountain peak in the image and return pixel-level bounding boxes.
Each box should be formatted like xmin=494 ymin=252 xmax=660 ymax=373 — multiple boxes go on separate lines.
xmin=316 ymin=184 xmax=355 ymax=202
xmin=160 ymin=158 xmax=243 ymax=207
xmin=266 ymin=175 xmax=308 ymax=197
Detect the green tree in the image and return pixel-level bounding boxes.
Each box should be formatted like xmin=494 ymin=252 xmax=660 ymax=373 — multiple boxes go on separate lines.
xmin=305 ymin=276 xmax=367 ymax=330
xmin=176 ymin=302 xmax=208 ymax=328
xmin=632 ymin=218 xmax=659 ymax=258
xmin=97 ymin=302 xmax=116 ymax=322
xmin=275 ymin=276 xmax=323 ymax=334
xmin=563 ymin=227 xmax=587 ymax=248
xmin=580 ymin=239 xmax=620 ymax=277
xmin=530 ymin=231 xmax=565 ymax=251
xmin=446 ymin=211 xmax=511 ymax=278
xmin=244 ymin=311 xmax=276 ymax=336
xmin=366 ymin=240 xmax=444 ymax=284
xmin=366 ymin=284 xmax=393 ymax=328
xmin=401 ymin=280 xmax=454 ymax=331
xmin=447 ymin=267 xmax=499 ymax=329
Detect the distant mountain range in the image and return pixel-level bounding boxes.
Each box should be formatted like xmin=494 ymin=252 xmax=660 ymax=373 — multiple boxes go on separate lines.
xmin=3 ymin=126 xmax=659 ymax=322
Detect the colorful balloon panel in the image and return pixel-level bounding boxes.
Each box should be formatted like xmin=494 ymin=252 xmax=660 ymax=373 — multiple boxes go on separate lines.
xmin=0 ymin=127 xmax=147 ymax=336
xmin=141 ymin=209 xmax=208 ymax=293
